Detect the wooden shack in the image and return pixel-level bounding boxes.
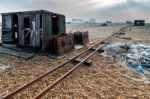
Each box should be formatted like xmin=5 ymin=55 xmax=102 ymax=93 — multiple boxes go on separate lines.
xmin=1 ymin=10 xmax=66 ymax=49
xmin=134 ymin=20 xmax=145 ymax=26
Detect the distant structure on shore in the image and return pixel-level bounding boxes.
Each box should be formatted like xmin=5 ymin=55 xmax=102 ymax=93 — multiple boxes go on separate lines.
xmin=72 ymin=19 xmax=85 ymax=24
xmin=88 ymin=18 xmax=96 ymax=24
xmin=71 ymin=18 xmax=96 ymax=24
xmin=106 ymin=21 xmax=112 ymax=25
xmin=126 ymin=21 xmax=133 ymax=25
xmin=134 ymin=20 xmax=145 ymax=26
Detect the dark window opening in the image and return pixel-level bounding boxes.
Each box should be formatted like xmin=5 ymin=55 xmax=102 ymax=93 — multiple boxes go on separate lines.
xmin=24 ymin=17 xmax=31 ymax=47
xmin=40 ymin=15 xmax=42 ymax=28
xmin=12 ymin=14 xmax=19 ymax=44
xmin=24 ymin=17 xmax=30 ymax=28
xmin=52 ymin=15 xmax=59 ymax=35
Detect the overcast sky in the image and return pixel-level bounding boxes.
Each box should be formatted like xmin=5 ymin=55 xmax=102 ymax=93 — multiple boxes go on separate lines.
xmin=0 ymin=0 xmax=150 ymax=23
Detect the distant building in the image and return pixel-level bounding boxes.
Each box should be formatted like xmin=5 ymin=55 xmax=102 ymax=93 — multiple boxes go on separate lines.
xmin=134 ymin=20 xmax=145 ymax=26
xmin=126 ymin=21 xmax=133 ymax=24
xmin=106 ymin=21 xmax=112 ymax=25
xmin=79 ymin=19 xmax=85 ymax=23
xmin=88 ymin=18 xmax=96 ymax=24
xmin=71 ymin=19 xmax=85 ymax=24
xmin=66 ymin=22 xmax=71 ymax=24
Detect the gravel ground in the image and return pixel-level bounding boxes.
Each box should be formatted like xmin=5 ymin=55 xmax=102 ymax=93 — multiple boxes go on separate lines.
xmin=0 ymin=24 xmax=150 ymax=99
xmin=44 ymin=53 xmax=150 ymax=99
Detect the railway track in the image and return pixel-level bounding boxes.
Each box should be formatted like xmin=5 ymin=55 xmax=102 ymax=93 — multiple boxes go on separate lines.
xmin=2 ymin=32 xmax=122 ymax=99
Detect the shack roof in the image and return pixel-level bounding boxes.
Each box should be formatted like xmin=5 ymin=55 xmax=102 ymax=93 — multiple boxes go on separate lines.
xmin=134 ymin=20 xmax=145 ymax=21
xmin=1 ymin=9 xmax=65 ymax=16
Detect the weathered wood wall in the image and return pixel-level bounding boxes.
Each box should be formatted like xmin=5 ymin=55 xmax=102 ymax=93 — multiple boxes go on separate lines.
xmin=43 ymin=12 xmax=51 ymax=36
xmin=35 ymin=13 xmax=41 ymax=47
xmin=1 ymin=10 xmax=66 ymax=49
xmin=59 ymin=15 xmax=66 ymax=33
xmin=18 ymin=14 xmax=24 ymax=46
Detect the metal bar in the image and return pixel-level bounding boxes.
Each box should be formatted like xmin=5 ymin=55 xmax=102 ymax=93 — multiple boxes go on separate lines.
xmin=2 ymin=34 xmax=116 ymax=99
xmin=34 ymin=36 xmax=115 ymax=99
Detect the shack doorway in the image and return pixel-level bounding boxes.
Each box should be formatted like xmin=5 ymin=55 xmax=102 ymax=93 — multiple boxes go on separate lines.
xmin=12 ymin=14 xmax=19 ymax=44
xmin=52 ymin=15 xmax=59 ymax=35
xmin=24 ymin=17 xmax=31 ymax=47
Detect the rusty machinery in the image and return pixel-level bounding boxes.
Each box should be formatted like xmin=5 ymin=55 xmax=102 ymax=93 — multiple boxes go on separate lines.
xmin=40 ymin=33 xmax=74 ymax=55
xmin=40 ymin=31 xmax=89 ymax=56
xmin=74 ymin=31 xmax=89 ymax=45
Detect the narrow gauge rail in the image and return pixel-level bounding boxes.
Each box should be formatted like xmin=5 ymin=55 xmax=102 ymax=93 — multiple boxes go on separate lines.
xmin=2 ymin=33 xmax=120 ymax=99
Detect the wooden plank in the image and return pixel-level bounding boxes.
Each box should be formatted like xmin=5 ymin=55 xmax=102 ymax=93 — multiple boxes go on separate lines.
xmin=18 ymin=14 xmax=25 ymax=46
xmin=59 ymin=15 xmax=66 ymax=33
xmin=35 ymin=14 xmax=41 ymax=48
xmin=72 ymin=58 xmax=92 ymax=66
xmin=90 ymin=48 xmax=104 ymax=53
xmin=0 ymin=47 xmax=35 ymax=59
xmin=49 ymin=14 xmax=52 ymax=35
xmin=43 ymin=13 xmax=51 ymax=36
